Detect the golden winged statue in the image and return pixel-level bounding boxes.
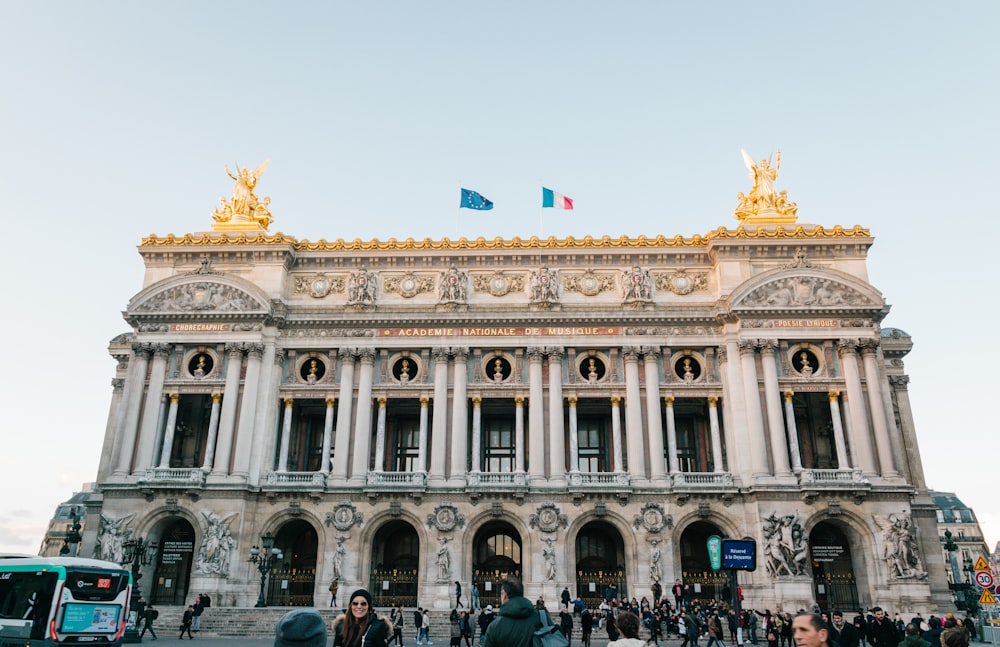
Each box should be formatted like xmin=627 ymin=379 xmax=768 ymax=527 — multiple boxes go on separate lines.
xmin=734 ymin=149 xmax=798 ymax=224
xmin=212 ymin=160 xmax=274 ymax=231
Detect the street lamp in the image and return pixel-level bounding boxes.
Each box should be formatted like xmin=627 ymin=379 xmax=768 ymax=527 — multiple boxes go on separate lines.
xmin=961 ymin=557 xmax=980 ymax=614
xmin=248 ymin=532 xmax=283 ymax=608
xmin=121 ymin=536 xmax=158 ymax=644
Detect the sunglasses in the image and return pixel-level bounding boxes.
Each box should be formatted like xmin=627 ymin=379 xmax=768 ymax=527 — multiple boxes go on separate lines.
xmin=352 ymin=600 xmax=369 ymax=607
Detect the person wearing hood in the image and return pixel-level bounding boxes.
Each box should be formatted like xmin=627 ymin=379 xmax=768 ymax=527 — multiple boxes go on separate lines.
xmin=484 ymin=579 xmax=539 ymax=647
xmin=334 ymin=589 xmax=392 ymax=647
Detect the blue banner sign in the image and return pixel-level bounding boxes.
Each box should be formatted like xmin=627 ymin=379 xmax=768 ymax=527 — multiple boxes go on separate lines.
xmin=721 ymin=538 xmax=757 ymax=571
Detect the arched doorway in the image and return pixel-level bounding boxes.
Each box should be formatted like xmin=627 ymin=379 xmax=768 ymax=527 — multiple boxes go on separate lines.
xmin=268 ymin=520 xmax=317 ymax=606
xmin=472 ymin=522 xmax=522 ymax=608
xmin=370 ymin=521 xmax=419 ymax=607
xmin=809 ymin=521 xmax=859 ymax=612
xmin=575 ymin=521 xmax=627 ymax=607
xmin=150 ymin=518 xmax=195 ymax=605
xmin=679 ymin=521 xmax=729 ymax=603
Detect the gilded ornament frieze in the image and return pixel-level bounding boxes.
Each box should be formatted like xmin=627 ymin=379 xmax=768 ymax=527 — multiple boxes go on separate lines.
xmin=134 ymin=282 xmax=264 ymax=313
xmin=140 ymin=225 xmax=872 ymax=250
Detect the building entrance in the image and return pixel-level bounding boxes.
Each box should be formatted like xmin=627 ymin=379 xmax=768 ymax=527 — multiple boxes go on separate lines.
xmin=679 ymin=521 xmax=729 ymax=603
xmin=150 ymin=518 xmax=194 ymax=605
xmin=370 ymin=521 xmax=419 ymax=607
xmin=809 ymin=521 xmax=859 ymax=612
xmin=575 ymin=521 xmax=627 ymax=607
xmin=268 ymin=520 xmax=317 ymax=606
xmin=472 ymin=522 xmax=522 ymax=608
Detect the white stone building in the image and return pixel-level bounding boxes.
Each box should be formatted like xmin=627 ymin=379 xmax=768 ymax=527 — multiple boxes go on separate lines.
xmin=83 ymin=175 xmax=952 ymax=613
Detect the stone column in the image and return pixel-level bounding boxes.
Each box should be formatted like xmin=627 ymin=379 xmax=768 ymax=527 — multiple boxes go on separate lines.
xmin=149 ymin=394 xmax=168 ymax=472
xmin=321 ymin=397 xmax=335 ymax=473
xmin=664 ymin=396 xmax=680 ymax=473
xmin=759 ymin=341 xmax=792 ymax=477
xmin=449 ymin=350 xmax=469 ymax=484
xmin=470 ymin=397 xmax=482 ymax=473
xmin=134 ymin=343 xmax=171 ymax=472
xmin=374 ymin=397 xmax=388 ymax=472
xmin=332 ymin=350 xmax=356 ymax=481
xmin=515 ymin=396 xmax=526 ymax=473
xmin=739 ymin=340 xmax=770 ymax=478
xmin=610 ymin=396 xmax=624 ymax=473
xmin=860 ymin=341 xmax=900 ymax=478
xmin=889 ymin=376 xmax=927 ymax=488
xmin=157 ymin=393 xmax=180 ymax=468
xmin=247 ymin=342 xmax=278 ymax=487
xmin=838 ymin=340 xmax=877 ymax=475
xmin=232 ymin=343 xmax=264 ymax=478
xmin=643 ymin=349 xmax=667 ymax=482
xmin=708 ymin=396 xmax=724 ymax=472
xmin=827 ymin=391 xmax=850 ymax=469
xmin=350 ymin=350 xmax=376 ymax=483
xmin=527 ymin=348 xmax=546 ymax=483
xmin=782 ymin=392 xmax=803 ymax=471
xmin=113 ymin=344 xmax=151 ymax=476
xmin=548 ymin=350 xmax=566 ymax=484
xmin=418 ymin=396 xmax=430 ymax=473
xmin=278 ymin=398 xmax=294 ymax=471
xmin=567 ymin=396 xmax=579 ymax=474
xmin=719 ymin=343 xmax=747 ymax=477
xmin=212 ymin=343 xmax=245 ymax=476
xmin=623 ymin=348 xmax=647 ymax=483
xmin=97 ymin=375 xmax=127 ymax=482
xmin=429 ymin=348 xmax=450 ymax=483
xmin=201 ymin=393 xmax=223 ymax=470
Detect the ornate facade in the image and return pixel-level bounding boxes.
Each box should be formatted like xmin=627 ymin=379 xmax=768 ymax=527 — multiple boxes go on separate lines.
xmin=82 ymin=166 xmax=951 ymax=612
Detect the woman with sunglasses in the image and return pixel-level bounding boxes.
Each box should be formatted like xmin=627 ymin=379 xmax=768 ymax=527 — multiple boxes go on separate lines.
xmin=334 ymin=589 xmax=393 ymax=647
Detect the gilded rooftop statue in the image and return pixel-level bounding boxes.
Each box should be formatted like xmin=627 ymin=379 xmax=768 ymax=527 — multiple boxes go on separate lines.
xmin=735 ymin=149 xmax=798 ymax=225
xmin=212 ymin=160 xmax=273 ymax=231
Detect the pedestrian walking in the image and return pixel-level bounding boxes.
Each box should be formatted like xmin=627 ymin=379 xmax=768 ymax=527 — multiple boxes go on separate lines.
xmin=483 ymin=579 xmax=542 ymax=647
xmin=478 ymin=605 xmax=496 ymax=646
xmin=139 ymin=604 xmax=158 ymax=640
xmin=192 ymin=595 xmax=205 ymax=632
xmin=179 ymin=605 xmax=194 ymax=639
xmin=390 ymin=605 xmax=405 ymax=647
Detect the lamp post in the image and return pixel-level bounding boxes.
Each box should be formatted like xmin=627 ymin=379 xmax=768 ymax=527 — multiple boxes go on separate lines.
xmin=121 ymin=536 xmax=158 ymax=644
xmin=248 ymin=532 xmax=283 ymax=608
xmin=962 ymin=557 xmax=980 ymax=614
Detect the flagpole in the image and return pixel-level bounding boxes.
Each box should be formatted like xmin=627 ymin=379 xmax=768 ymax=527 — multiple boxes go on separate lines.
xmin=457 ymin=185 xmax=460 ymax=240
xmin=539 ymin=183 xmax=545 ymax=239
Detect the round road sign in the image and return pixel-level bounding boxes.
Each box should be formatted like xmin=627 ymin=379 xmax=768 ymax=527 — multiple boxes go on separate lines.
xmin=975 ymin=570 xmax=995 ymax=589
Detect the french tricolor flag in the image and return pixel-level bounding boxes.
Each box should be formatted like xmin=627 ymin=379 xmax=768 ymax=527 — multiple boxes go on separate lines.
xmin=542 ymin=187 xmax=573 ymax=210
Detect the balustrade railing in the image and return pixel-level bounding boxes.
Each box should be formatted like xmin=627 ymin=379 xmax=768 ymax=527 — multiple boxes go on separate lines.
xmin=672 ymin=472 xmax=734 ymax=487
xmin=139 ymin=468 xmax=207 ymax=485
xmin=265 ymin=471 xmax=327 ymax=486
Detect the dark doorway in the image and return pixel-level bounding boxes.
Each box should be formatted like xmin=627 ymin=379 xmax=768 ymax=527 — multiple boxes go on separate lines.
xmin=150 ymin=518 xmax=195 ymax=605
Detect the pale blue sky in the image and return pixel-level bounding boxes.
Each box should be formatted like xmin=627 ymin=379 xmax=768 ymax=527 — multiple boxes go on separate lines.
xmin=1 ymin=2 xmax=997 ymax=553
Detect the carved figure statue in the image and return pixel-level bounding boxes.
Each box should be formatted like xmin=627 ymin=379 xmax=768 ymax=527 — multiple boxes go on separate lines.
xmin=193 ymin=355 xmax=207 ymax=378
xmin=333 ymin=536 xmax=348 ymax=580
xmin=493 ymin=359 xmax=504 ymax=383
xmin=798 ymin=352 xmax=814 ymax=377
xmin=873 ymin=513 xmax=926 ymax=580
xmin=542 ymin=538 xmax=557 ymax=582
xmin=306 ymin=359 xmax=319 ymax=384
xmin=587 ymin=358 xmax=599 ymax=383
xmin=212 ymin=160 xmax=273 ymax=228
xmin=649 ymin=539 xmax=662 ymax=583
xmin=762 ymin=512 xmax=808 ymax=577
xmin=529 ymin=266 xmax=559 ymax=304
xmin=348 ymin=266 xmax=378 ymax=306
xmin=436 ymin=537 xmax=452 ymax=582
xmin=94 ymin=513 xmax=134 ymax=563
xmin=734 ymin=150 xmax=797 ymax=222
xmin=196 ymin=511 xmax=237 ymax=576
xmin=399 ymin=359 xmax=411 ymax=384
xmin=682 ymin=358 xmax=695 ymax=383
xmin=439 ymin=265 xmax=467 ymax=303
xmin=622 ymin=266 xmax=652 ymax=301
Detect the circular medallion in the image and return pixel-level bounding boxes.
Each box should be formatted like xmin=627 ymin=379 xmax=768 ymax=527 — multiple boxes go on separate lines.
xmin=401 ymin=278 xmax=416 ymax=292
xmin=491 ymin=277 xmax=507 ymax=292
xmin=310 ymin=278 xmax=329 ymax=298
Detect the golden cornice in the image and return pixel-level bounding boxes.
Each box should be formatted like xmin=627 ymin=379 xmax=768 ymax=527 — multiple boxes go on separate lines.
xmin=140 ymin=225 xmax=872 ymax=251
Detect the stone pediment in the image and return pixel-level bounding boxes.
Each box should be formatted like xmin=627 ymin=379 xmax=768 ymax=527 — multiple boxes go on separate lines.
xmin=128 ymin=275 xmax=270 ymax=317
xmin=729 ymin=267 xmax=884 ymax=312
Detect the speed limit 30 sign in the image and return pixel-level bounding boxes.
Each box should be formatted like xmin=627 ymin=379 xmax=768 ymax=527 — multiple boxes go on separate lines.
xmin=975 ymin=570 xmax=995 ymax=589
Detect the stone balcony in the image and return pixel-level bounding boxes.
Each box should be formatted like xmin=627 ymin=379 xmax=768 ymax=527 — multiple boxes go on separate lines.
xmin=798 ymin=468 xmax=869 ymax=485
xmin=364 ymin=470 xmax=428 ymax=492
xmin=263 ymin=471 xmax=327 ymax=489
xmin=138 ymin=467 xmax=208 ymax=487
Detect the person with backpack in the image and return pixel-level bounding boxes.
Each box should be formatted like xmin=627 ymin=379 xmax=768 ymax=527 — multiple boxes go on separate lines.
xmin=390 ymin=605 xmax=404 ymax=647
xmin=179 ymin=605 xmax=194 ymax=640
xmin=483 ymin=579 xmax=546 ymax=647
xmin=139 ymin=604 xmax=159 ymax=640
xmin=478 ymin=605 xmax=496 ymax=645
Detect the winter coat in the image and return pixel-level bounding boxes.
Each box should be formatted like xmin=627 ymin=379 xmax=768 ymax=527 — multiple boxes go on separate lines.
xmin=334 ymin=614 xmax=394 ymax=647
xmin=484 ymin=596 xmax=542 ymax=647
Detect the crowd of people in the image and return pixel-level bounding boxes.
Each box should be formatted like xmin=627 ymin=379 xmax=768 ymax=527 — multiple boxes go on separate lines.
xmin=265 ymin=581 xmax=985 ymax=647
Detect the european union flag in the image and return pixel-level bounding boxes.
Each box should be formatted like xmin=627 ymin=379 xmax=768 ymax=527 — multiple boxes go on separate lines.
xmin=460 ymin=188 xmax=494 ymax=210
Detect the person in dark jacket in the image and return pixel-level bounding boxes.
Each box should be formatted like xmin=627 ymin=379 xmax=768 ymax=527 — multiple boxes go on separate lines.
xmin=139 ymin=604 xmax=158 ymax=640
xmin=274 ymin=609 xmax=328 ymax=647
xmin=560 ymin=609 xmax=574 ymax=647
xmin=478 ymin=605 xmax=496 ymax=645
xmin=868 ymin=608 xmax=901 ymax=647
xmin=921 ymin=617 xmax=943 ymax=647
xmin=899 ymin=624 xmax=930 ymax=647
xmin=179 ymin=605 xmax=194 ymax=639
xmin=484 ymin=580 xmax=540 ymax=647
xmin=192 ymin=596 xmax=205 ymax=632
xmin=832 ymin=611 xmax=860 ymax=647
xmin=581 ymin=609 xmax=593 ymax=647
xmin=334 ymin=588 xmax=392 ymax=647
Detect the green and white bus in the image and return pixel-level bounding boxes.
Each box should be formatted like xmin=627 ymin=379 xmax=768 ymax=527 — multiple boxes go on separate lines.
xmin=0 ymin=555 xmax=132 ymax=646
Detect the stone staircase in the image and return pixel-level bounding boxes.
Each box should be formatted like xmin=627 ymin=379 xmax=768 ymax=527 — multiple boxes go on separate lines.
xmin=143 ymin=607 xmax=590 ymax=641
